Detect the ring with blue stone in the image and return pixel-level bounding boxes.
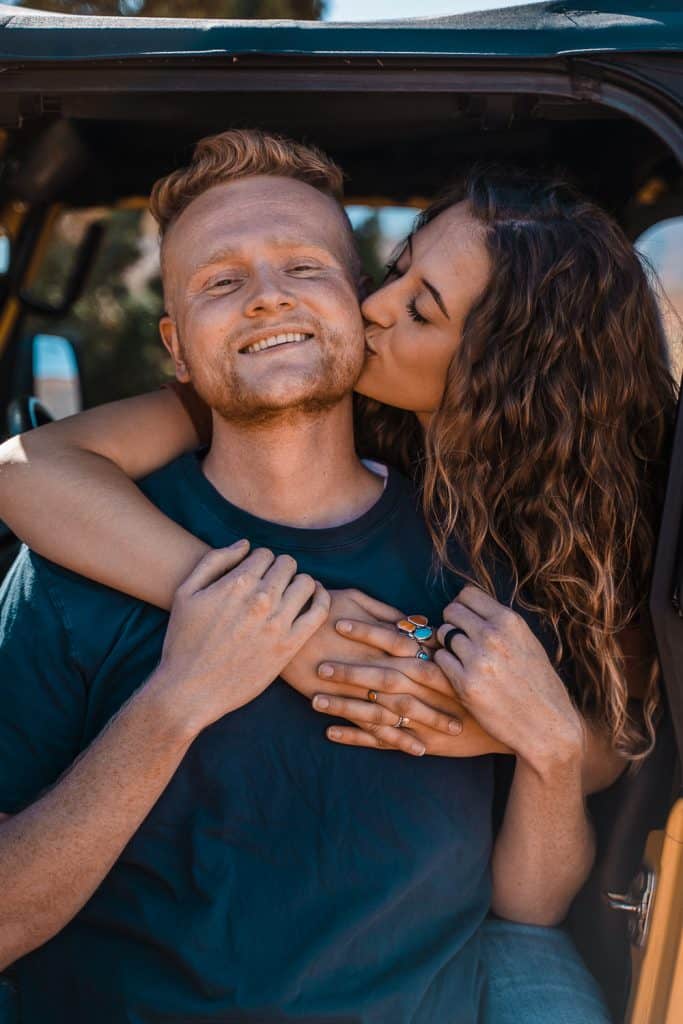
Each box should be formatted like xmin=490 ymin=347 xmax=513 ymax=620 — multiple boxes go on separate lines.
xmin=397 ymin=614 xmax=433 ymax=660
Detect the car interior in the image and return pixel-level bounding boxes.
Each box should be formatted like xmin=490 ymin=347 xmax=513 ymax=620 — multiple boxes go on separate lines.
xmin=0 ymin=62 xmax=682 ymax=1021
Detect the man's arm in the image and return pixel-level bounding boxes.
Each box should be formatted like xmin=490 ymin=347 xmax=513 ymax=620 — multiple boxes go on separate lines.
xmin=0 ymin=675 xmax=194 ymax=968
xmin=0 ymin=544 xmax=330 ymax=968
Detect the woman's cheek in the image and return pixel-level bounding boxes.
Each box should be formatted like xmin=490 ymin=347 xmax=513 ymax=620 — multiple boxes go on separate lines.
xmin=394 ymin=338 xmax=446 ymax=411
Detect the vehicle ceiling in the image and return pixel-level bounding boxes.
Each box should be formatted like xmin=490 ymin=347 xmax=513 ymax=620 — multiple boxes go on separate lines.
xmin=0 ymin=4 xmax=681 ymax=229
xmin=3 ymin=95 xmax=677 ymax=238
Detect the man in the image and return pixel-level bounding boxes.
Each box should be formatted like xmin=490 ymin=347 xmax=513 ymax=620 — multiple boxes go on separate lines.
xmin=0 ymin=130 xmax=495 ymax=1022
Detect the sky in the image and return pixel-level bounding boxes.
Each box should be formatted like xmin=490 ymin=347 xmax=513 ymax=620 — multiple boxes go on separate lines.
xmin=324 ymin=0 xmax=537 ymax=21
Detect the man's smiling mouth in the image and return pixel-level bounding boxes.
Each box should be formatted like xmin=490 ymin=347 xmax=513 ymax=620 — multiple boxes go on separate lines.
xmin=240 ymin=331 xmax=314 ymax=355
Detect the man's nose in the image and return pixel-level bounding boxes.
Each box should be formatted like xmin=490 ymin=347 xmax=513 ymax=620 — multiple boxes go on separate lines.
xmin=243 ymin=270 xmax=296 ymax=318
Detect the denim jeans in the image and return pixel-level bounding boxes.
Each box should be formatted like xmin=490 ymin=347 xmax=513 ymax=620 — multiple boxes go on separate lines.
xmin=0 ymin=923 xmax=613 ymax=1024
xmin=479 ymin=919 xmax=613 ymax=1023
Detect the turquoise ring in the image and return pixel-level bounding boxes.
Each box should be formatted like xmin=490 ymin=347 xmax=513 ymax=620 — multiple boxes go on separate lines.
xmin=397 ymin=614 xmax=433 ymax=660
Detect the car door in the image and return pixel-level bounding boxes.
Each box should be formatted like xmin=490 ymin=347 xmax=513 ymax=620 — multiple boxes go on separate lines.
xmin=0 ymin=8 xmax=682 ymax=1022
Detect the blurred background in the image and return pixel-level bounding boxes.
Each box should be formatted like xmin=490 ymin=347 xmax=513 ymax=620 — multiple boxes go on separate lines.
xmin=7 ymin=0 xmax=681 ymax=412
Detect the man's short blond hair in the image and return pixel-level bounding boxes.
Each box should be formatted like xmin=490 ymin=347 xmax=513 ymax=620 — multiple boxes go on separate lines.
xmin=150 ymin=128 xmax=346 ymax=236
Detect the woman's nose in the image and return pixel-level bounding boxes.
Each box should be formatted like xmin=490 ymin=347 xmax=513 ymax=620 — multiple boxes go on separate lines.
xmin=361 ymin=281 xmax=395 ymax=328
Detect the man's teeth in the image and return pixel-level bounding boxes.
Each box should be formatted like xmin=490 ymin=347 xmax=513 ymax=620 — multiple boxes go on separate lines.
xmin=243 ymin=332 xmax=310 ymax=354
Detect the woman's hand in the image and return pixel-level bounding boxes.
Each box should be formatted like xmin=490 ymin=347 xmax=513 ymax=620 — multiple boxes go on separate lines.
xmin=435 ymin=585 xmax=585 ymax=775
xmin=281 ymin=589 xmax=404 ymax=699
xmin=308 ymin=615 xmax=509 ymax=758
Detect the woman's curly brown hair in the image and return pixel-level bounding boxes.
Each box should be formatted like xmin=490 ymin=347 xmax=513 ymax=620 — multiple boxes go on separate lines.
xmin=357 ymin=166 xmax=678 ymax=760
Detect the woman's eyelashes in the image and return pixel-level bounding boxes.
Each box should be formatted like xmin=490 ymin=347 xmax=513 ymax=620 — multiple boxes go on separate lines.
xmin=407 ymin=296 xmax=428 ymax=325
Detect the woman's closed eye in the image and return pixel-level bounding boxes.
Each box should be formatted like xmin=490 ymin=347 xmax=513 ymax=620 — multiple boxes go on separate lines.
xmin=407 ymin=297 xmax=429 ymax=325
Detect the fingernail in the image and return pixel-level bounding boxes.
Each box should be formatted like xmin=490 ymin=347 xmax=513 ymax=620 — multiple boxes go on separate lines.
xmin=448 ymin=720 xmax=462 ymax=734
xmin=412 ymin=743 xmax=426 ymax=756
xmin=318 ymin=664 xmax=334 ymax=678
xmin=232 ymin=538 xmax=249 ymax=548
xmin=313 ymin=696 xmax=330 ymax=710
xmin=328 ymin=727 xmax=342 ymax=739
xmin=337 ymin=621 xmax=352 ymax=634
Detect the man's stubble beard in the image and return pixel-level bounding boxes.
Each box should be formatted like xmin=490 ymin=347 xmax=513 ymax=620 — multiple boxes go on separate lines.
xmin=180 ymin=327 xmax=364 ymax=428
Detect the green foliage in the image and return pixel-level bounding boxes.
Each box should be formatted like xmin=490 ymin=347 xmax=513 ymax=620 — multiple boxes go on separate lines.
xmin=14 ymin=0 xmax=325 ymax=18
xmin=353 ymin=211 xmax=385 ymax=286
xmin=24 ymin=202 xmax=394 ymax=411
xmin=25 ymin=209 xmax=171 ymax=407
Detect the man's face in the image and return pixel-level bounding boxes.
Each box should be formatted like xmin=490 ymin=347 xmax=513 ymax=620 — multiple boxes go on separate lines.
xmin=160 ymin=175 xmax=365 ymax=425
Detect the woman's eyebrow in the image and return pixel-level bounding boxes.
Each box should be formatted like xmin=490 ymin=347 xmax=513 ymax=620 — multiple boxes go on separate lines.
xmin=421 ymin=278 xmax=450 ymax=320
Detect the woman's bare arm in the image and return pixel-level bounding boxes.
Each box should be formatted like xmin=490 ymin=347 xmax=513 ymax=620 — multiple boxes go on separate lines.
xmin=0 ymin=389 xmax=209 ymax=609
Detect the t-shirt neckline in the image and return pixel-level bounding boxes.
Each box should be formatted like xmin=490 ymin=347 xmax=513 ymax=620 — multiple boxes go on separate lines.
xmin=177 ymin=449 xmax=406 ymax=553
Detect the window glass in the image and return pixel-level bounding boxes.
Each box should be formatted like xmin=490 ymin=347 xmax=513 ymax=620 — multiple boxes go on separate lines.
xmin=636 ymin=217 xmax=683 ymax=381
xmin=24 ymin=206 xmax=169 ymax=408
xmin=23 ymin=202 xmax=419 ymax=409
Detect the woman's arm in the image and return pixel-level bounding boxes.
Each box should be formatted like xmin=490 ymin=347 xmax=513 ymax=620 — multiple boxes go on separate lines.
xmin=435 ymin=586 xmax=635 ymax=924
xmin=0 ymin=388 xmax=210 ymax=609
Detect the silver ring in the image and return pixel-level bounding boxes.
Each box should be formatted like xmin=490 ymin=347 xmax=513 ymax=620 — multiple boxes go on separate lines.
xmin=395 ymin=715 xmax=409 ymax=729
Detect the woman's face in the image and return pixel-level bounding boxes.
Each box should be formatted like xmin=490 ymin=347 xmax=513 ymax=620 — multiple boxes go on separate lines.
xmin=356 ymin=202 xmax=491 ymax=421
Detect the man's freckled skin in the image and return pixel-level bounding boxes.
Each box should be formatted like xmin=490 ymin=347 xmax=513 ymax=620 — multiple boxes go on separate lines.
xmin=158 ymin=176 xmax=365 ymax=427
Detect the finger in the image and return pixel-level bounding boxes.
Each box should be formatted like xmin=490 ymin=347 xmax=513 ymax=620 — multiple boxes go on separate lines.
xmin=434 ymin=648 xmax=470 ymax=701
xmin=207 ymin=547 xmax=276 ymax=597
xmin=326 ymin=723 xmax=426 ymax=757
xmin=260 ymin=554 xmax=299 ymax=600
xmin=317 ymin=661 xmax=415 ymax=694
xmin=437 ymin=622 xmax=475 ymax=662
xmin=290 ymin=583 xmax=331 ymax=639
xmin=370 ymin=691 xmax=462 ymax=736
xmin=178 ymin=541 xmax=250 ymax=594
xmin=280 ymin=572 xmax=318 ymax=622
xmin=335 ymin=618 xmax=418 ymax=657
xmin=450 ymin=584 xmax=502 ymax=621
xmin=346 ymin=590 xmax=404 ymax=623
xmin=370 ymin=656 xmax=454 ymax=696
xmin=316 ymin=689 xmax=461 ymax=737
xmin=313 ymin=693 xmax=392 ymax=726
xmin=442 ymin=597 xmax=486 ymax=635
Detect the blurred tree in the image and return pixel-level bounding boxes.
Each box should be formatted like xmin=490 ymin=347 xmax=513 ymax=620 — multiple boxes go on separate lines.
xmin=24 ymin=208 xmax=171 ymax=408
xmin=23 ymin=202 xmax=392 ymax=412
xmin=353 ymin=210 xmax=385 ymax=286
xmin=14 ymin=0 xmax=324 ymax=16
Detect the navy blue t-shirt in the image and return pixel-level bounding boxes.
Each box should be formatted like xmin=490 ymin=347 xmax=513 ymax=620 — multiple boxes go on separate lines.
xmin=0 ymin=455 xmax=493 ymax=1024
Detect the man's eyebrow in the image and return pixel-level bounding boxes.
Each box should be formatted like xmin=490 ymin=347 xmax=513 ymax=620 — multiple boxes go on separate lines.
xmin=421 ymin=278 xmax=450 ymax=320
xmin=190 ymin=240 xmax=336 ymax=277
xmin=189 ymin=247 xmax=241 ymax=277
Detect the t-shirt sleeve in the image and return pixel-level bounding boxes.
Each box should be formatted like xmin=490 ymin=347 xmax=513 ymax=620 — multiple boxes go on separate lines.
xmin=161 ymin=380 xmax=213 ymax=446
xmin=0 ymin=548 xmax=88 ymax=814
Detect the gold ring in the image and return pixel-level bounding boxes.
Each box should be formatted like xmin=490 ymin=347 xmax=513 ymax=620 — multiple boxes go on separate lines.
xmin=367 ymin=689 xmax=379 ymax=702
xmin=395 ymin=715 xmax=409 ymax=729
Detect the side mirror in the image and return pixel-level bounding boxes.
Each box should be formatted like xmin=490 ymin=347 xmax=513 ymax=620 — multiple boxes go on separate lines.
xmin=9 ymin=333 xmax=83 ymax=430
xmin=32 ymin=334 xmax=82 ymax=420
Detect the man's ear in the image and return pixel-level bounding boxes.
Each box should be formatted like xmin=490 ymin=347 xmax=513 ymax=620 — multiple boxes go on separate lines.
xmin=159 ymin=315 xmax=191 ymax=383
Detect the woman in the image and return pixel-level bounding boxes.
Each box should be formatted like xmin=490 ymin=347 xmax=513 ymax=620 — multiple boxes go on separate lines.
xmin=0 ymin=160 xmax=675 ymax=1022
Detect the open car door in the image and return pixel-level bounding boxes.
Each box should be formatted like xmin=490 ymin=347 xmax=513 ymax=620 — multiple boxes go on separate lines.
xmin=0 ymin=4 xmax=682 ymax=1022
